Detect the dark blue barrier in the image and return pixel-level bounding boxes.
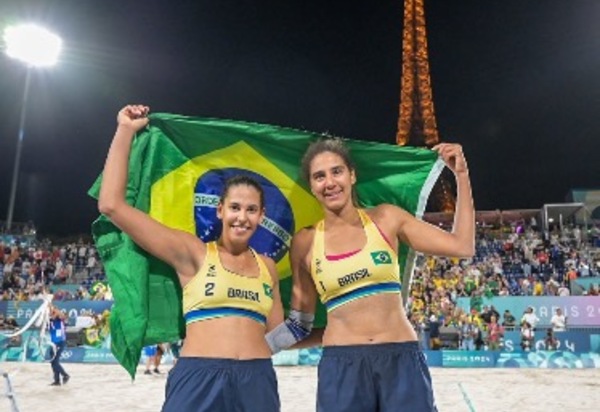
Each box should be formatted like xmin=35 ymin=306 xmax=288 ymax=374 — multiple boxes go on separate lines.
xmin=60 ymin=347 xmax=86 ymax=363
xmin=55 ymin=347 xmax=115 ymax=363
xmin=423 ymin=350 xmax=443 ymax=367
xmin=495 ymin=351 xmax=600 ymax=368
xmin=441 ymin=351 xmax=497 ymax=367
xmin=82 ymin=348 xmax=117 ymax=363
xmin=503 ymin=330 xmax=594 ymax=353
xmin=273 ymin=348 xmax=600 ymax=368
xmin=3 ymin=342 xmax=600 ymax=368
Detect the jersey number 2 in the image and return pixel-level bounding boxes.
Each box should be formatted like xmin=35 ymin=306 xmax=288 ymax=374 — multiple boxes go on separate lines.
xmin=205 ymin=282 xmax=215 ymax=296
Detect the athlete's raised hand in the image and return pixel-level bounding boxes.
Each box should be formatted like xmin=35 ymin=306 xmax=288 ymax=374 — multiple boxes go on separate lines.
xmin=432 ymin=143 xmax=468 ymax=176
xmin=117 ymin=104 xmax=150 ymax=133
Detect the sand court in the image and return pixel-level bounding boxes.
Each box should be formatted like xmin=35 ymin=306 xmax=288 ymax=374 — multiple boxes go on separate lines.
xmin=2 ymin=363 xmax=599 ymax=412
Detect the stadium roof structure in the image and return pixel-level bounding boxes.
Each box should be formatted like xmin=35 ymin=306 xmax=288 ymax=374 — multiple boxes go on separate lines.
xmin=542 ymin=202 xmax=587 ymax=229
xmin=566 ymin=189 xmax=600 ymax=223
xmin=424 ymin=204 xmax=593 ymax=230
xmin=423 ymin=209 xmax=540 ymax=226
xmin=542 ymin=203 xmax=584 ymax=220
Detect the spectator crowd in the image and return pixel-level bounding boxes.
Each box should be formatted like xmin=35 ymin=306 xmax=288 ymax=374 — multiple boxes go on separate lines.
xmin=407 ymin=220 xmax=600 ymax=351
xmin=2 ymin=218 xmax=599 ymax=352
xmin=0 ymin=238 xmax=109 ymax=302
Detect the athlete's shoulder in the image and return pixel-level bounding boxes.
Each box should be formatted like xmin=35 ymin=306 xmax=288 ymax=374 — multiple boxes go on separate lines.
xmin=291 ymin=226 xmax=316 ymax=254
xmin=366 ymin=205 xmax=413 ymax=237
xmin=294 ymin=225 xmax=317 ymax=240
xmin=257 ymin=253 xmax=279 ymax=284
xmin=367 ymin=204 xmax=411 ymax=221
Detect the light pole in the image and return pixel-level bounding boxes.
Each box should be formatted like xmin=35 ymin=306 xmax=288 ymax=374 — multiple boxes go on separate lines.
xmin=3 ymin=24 xmax=62 ymax=232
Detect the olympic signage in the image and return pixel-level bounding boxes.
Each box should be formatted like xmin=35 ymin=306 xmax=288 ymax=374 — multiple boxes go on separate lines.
xmin=3 ymin=300 xmax=113 ymax=325
xmin=59 ymin=348 xmax=85 ymax=362
xmin=441 ymin=352 xmax=496 ymax=367
xmin=456 ymin=296 xmax=600 ymax=327
xmin=502 ymin=331 xmax=592 ymax=353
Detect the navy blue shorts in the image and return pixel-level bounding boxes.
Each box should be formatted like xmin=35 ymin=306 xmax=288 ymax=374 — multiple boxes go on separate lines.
xmin=162 ymin=357 xmax=280 ymax=412
xmin=317 ymin=342 xmax=437 ymax=412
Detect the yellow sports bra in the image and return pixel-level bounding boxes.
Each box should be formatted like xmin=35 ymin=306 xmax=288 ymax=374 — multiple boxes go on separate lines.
xmin=310 ymin=209 xmax=401 ymax=312
xmin=183 ymin=242 xmax=274 ymax=325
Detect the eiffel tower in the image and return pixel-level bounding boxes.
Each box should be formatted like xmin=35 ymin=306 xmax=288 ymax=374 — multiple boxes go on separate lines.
xmin=396 ymin=0 xmax=455 ymax=213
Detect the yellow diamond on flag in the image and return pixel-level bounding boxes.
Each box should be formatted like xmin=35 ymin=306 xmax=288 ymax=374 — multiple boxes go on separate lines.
xmin=149 ymin=141 xmax=322 ymax=279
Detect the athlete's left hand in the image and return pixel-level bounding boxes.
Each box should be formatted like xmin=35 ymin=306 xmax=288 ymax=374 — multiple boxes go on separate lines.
xmin=432 ymin=143 xmax=468 ymax=176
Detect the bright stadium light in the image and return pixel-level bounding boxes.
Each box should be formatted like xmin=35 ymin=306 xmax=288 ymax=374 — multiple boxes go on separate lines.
xmin=3 ymin=23 xmax=62 ymax=231
xmin=4 ymin=23 xmax=62 ymax=67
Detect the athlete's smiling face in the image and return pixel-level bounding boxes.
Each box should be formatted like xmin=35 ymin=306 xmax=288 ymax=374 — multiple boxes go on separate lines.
xmin=309 ymin=151 xmax=356 ymax=211
xmin=217 ymin=184 xmax=265 ymax=242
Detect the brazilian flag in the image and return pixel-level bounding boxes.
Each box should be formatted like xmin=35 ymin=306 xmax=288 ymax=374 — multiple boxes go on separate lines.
xmin=89 ymin=113 xmax=444 ymax=378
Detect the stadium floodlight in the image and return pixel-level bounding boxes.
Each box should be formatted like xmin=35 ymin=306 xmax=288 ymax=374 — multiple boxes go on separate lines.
xmin=4 ymin=23 xmax=62 ymax=67
xmin=3 ymin=23 xmax=62 ymax=231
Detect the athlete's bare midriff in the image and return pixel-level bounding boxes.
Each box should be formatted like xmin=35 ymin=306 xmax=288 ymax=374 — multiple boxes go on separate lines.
xmin=322 ymin=293 xmax=417 ymax=346
xmin=180 ymin=317 xmax=272 ymax=359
